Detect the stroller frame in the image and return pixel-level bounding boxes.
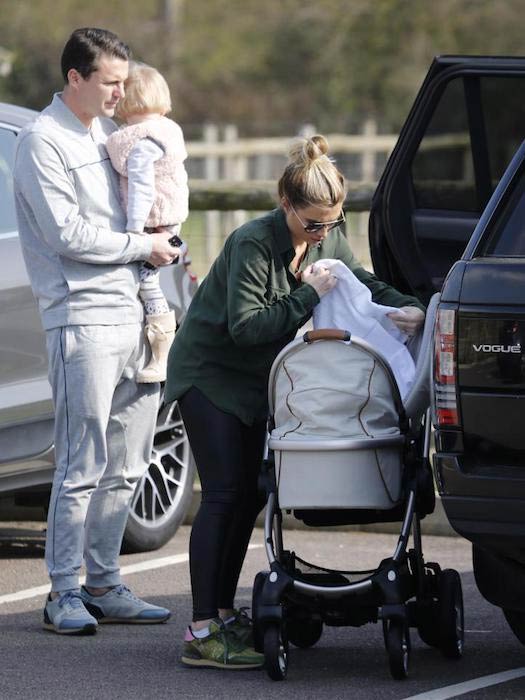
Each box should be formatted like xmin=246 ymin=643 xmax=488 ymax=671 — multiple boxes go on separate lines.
xmin=252 ymin=295 xmax=464 ymax=681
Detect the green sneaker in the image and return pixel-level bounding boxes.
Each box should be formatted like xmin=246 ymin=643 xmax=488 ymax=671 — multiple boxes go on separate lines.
xmin=181 ymin=618 xmax=263 ymax=670
xmin=224 ymin=608 xmax=253 ymax=646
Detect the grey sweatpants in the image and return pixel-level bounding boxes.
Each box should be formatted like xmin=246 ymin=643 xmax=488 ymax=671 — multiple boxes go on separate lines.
xmin=45 ymin=323 xmax=160 ymax=592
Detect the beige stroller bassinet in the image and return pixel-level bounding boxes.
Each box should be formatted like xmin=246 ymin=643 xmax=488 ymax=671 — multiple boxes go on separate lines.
xmin=269 ymin=326 xmax=407 ymax=511
xmin=252 ymin=294 xmax=465 ymax=682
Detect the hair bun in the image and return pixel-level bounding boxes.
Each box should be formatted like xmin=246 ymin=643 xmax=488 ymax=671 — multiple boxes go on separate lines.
xmin=288 ymin=134 xmax=329 ymax=166
xmin=278 ymin=133 xmax=345 ymax=207
xmin=306 ymin=134 xmax=329 ymax=159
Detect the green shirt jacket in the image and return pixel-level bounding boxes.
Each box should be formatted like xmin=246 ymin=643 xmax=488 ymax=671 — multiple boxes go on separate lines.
xmin=165 ymin=208 xmax=424 ymax=426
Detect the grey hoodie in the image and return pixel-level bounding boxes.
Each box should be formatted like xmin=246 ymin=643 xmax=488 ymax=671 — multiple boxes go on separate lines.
xmin=13 ymin=93 xmax=153 ymax=330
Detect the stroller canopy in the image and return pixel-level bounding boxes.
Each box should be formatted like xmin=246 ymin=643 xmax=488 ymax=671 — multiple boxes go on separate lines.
xmin=270 ymin=337 xmax=403 ymax=443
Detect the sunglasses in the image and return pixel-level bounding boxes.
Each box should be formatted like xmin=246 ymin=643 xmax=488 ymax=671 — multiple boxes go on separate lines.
xmin=290 ymin=203 xmax=346 ymax=234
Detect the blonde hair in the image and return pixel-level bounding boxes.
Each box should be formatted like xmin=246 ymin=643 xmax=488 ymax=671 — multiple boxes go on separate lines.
xmin=278 ymin=135 xmax=346 ymax=208
xmin=116 ymin=62 xmax=172 ymax=119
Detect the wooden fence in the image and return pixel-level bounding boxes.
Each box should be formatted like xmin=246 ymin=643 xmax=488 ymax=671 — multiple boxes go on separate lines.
xmin=185 ymin=120 xmax=396 ymax=185
xmin=182 ymin=124 xmax=470 ymax=274
xmin=185 ymin=123 xmax=470 ymax=211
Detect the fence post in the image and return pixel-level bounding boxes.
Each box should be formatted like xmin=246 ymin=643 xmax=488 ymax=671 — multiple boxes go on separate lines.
xmin=357 ymin=118 xmax=377 ymax=241
xmin=361 ymin=118 xmax=377 ymax=182
xmin=203 ymin=123 xmax=221 ymax=260
xmin=224 ymin=124 xmax=249 ymax=230
xmin=203 ymin=123 xmax=220 ymax=180
xmin=299 ymin=123 xmax=316 ymax=138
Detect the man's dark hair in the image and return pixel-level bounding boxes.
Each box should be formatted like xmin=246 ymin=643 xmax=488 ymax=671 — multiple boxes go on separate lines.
xmin=61 ymin=28 xmax=131 ymax=82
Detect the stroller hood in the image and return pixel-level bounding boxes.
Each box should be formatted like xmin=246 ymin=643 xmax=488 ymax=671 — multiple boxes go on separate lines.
xmin=270 ymin=339 xmax=401 ymax=442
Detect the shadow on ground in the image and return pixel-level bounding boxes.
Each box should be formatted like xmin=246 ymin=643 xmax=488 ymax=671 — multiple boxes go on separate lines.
xmin=0 ymin=526 xmax=46 ymax=558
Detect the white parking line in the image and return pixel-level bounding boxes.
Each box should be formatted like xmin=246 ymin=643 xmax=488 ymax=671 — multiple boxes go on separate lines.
xmin=0 ymin=544 xmax=262 ymax=606
xmin=402 ymin=667 xmax=525 ymax=700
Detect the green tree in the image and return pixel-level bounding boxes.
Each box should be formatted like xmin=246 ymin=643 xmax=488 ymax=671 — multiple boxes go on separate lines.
xmin=1 ymin=0 xmax=525 ymax=133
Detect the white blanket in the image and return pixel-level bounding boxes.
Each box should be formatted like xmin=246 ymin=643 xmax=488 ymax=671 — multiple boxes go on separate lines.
xmin=312 ymin=259 xmax=416 ymax=398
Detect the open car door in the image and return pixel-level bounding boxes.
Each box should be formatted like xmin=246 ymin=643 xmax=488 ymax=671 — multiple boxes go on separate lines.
xmin=369 ymin=55 xmax=525 ymax=305
xmin=370 ymin=57 xmax=525 ymax=645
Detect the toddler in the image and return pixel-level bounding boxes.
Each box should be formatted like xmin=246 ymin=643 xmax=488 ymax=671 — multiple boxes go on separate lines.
xmin=106 ymin=62 xmax=189 ymax=382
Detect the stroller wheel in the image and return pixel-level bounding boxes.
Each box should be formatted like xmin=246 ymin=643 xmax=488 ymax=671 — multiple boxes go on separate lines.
xmin=384 ymin=619 xmax=410 ymax=680
xmin=438 ymin=569 xmax=464 ymax=659
xmin=264 ymin=623 xmax=289 ymax=681
xmin=413 ymin=564 xmax=441 ymax=647
xmin=416 ymin=600 xmax=440 ymax=647
xmin=287 ymin=612 xmax=323 ymax=649
xmin=251 ymin=571 xmax=268 ymax=653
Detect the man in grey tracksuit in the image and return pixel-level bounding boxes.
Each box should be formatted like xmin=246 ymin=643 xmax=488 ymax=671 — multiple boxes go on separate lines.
xmin=13 ymin=28 xmax=179 ymax=634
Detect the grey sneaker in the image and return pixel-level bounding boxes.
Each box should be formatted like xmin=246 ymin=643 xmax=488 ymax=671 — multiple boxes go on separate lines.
xmin=43 ymin=590 xmax=98 ymax=635
xmin=80 ymin=584 xmax=170 ymax=624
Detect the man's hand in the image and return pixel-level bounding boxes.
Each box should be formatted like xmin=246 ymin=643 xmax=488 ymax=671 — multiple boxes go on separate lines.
xmin=387 ymin=306 xmax=425 ymax=336
xmin=147 ymin=230 xmax=180 ymax=267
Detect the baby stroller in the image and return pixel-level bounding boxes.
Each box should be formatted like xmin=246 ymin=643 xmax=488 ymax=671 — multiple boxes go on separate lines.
xmin=252 ymin=294 xmax=464 ymax=681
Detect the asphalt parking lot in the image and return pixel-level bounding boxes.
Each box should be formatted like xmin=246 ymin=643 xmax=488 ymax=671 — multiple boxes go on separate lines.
xmin=0 ymin=523 xmax=524 ymax=700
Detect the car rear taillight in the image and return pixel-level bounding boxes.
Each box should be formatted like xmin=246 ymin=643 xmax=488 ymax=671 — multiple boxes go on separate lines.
xmin=434 ymin=307 xmax=461 ymax=427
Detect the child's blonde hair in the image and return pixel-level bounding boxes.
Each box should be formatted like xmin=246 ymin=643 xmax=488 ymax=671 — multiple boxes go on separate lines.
xmin=116 ymin=62 xmax=172 ymax=119
xmin=278 ymin=135 xmax=346 ymax=208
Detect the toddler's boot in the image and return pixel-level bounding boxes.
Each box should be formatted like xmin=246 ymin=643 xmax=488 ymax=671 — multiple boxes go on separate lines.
xmin=137 ymin=311 xmax=176 ymax=383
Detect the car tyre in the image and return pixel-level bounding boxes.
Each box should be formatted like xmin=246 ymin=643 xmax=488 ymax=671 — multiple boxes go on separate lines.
xmin=503 ymin=608 xmax=525 ymax=645
xmin=121 ymin=394 xmax=195 ymax=553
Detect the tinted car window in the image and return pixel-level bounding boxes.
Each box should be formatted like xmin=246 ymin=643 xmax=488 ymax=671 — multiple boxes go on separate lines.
xmin=482 ymin=76 xmax=525 ymax=186
xmin=411 ymin=74 xmax=525 ymax=214
xmin=481 ymin=163 xmax=525 ymax=256
xmin=0 ymin=126 xmax=17 ymax=234
xmin=411 ymin=77 xmax=476 ymax=211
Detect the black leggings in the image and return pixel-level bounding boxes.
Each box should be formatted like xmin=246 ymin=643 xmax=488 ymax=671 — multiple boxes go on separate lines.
xmin=179 ymin=386 xmax=267 ymax=622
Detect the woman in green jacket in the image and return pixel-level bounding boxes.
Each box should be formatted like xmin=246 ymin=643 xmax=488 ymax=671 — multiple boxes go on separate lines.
xmin=165 ymin=135 xmax=425 ymax=669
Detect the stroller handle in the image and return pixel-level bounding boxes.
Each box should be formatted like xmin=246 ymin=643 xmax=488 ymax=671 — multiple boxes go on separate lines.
xmin=303 ymin=328 xmax=351 ymax=343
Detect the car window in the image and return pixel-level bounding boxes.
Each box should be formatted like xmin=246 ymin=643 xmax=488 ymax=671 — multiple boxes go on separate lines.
xmin=0 ymin=126 xmax=17 ymax=235
xmin=410 ymin=74 xmax=525 ymax=215
xmin=481 ymin=76 xmax=525 ymax=187
xmin=480 ymin=163 xmax=525 ymax=256
xmin=411 ymin=77 xmax=476 ymax=212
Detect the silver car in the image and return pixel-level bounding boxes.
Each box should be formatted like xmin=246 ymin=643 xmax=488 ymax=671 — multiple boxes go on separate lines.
xmin=0 ymin=101 xmax=197 ymax=552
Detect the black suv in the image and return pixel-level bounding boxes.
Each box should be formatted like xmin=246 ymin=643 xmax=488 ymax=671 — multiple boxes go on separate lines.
xmin=370 ymin=56 xmax=525 ymax=644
